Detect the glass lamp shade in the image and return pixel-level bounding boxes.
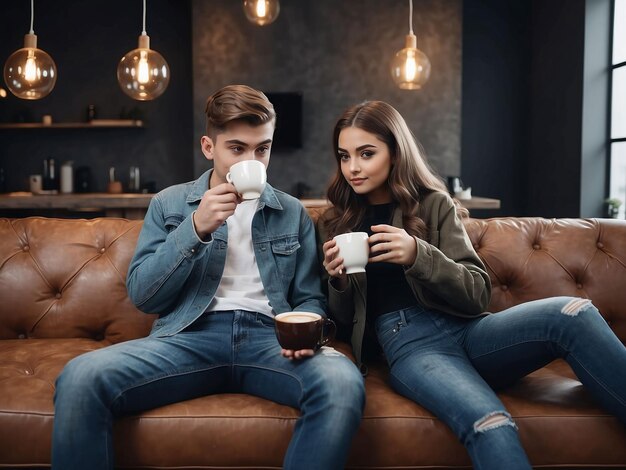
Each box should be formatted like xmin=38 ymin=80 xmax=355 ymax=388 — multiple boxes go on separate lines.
xmin=243 ymin=0 xmax=280 ymax=26
xmin=117 ymin=35 xmax=170 ymax=101
xmin=390 ymin=34 xmax=431 ymax=90
xmin=3 ymin=34 xmax=57 ymax=100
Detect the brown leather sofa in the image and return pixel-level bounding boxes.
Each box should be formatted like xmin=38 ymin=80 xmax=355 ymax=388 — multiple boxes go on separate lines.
xmin=1 ymin=214 xmax=625 ymax=469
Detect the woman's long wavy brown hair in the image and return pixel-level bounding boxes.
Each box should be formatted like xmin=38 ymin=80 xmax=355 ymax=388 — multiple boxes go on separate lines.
xmin=324 ymin=100 xmax=466 ymax=239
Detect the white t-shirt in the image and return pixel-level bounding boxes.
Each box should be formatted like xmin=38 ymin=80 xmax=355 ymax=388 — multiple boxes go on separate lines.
xmin=207 ymin=199 xmax=273 ymax=316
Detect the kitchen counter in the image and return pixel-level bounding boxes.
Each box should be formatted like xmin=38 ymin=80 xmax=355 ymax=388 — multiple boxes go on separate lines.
xmin=299 ymin=197 xmax=501 ymax=210
xmin=0 ymin=193 xmax=501 ymax=219
xmin=0 ymin=192 xmax=153 ymax=219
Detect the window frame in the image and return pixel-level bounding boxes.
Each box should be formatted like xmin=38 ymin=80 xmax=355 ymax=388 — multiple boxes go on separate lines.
xmin=607 ymin=0 xmax=626 ymax=218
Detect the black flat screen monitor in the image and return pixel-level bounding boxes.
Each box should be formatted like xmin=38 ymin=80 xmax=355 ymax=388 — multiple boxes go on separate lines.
xmin=265 ymin=92 xmax=303 ymax=149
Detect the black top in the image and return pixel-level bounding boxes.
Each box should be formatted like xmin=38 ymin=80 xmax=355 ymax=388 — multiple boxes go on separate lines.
xmin=356 ymin=203 xmax=417 ymax=359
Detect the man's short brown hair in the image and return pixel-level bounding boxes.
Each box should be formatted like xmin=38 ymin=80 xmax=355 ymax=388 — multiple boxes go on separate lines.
xmin=204 ymin=85 xmax=276 ymax=138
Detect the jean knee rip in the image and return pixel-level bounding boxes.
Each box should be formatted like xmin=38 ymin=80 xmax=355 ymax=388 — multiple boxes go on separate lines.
xmin=473 ymin=411 xmax=517 ymax=433
xmin=561 ymin=298 xmax=593 ymax=316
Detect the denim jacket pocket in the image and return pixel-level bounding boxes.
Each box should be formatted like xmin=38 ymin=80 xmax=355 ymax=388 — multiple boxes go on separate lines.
xmin=270 ymin=236 xmax=301 ymax=286
xmin=271 ymin=237 xmax=301 ymax=255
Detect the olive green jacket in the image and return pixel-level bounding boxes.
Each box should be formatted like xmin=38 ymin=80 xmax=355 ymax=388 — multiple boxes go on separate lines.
xmin=315 ymin=191 xmax=492 ymax=370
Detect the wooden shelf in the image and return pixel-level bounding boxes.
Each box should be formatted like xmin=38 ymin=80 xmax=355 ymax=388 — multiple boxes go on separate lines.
xmin=0 ymin=119 xmax=144 ymax=129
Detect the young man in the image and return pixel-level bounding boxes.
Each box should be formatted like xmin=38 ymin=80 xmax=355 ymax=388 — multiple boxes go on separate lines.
xmin=52 ymin=85 xmax=365 ymax=470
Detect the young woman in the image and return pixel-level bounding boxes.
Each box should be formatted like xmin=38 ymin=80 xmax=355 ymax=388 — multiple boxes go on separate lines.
xmin=317 ymin=100 xmax=626 ymax=470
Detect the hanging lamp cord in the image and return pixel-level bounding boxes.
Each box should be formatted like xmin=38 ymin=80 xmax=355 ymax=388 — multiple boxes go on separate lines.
xmin=409 ymin=0 xmax=414 ymax=35
xmin=29 ymin=0 xmax=35 ymax=34
xmin=141 ymin=0 xmax=147 ymax=35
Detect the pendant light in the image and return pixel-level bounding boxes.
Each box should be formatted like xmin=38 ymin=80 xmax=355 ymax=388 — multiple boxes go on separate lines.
xmin=390 ymin=0 xmax=431 ymax=90
xmin=117 ymin=0 xmax=170 ymax=101
xmin=3 ymin=0 xmax=57 ymax=100
xmin=243 ymin=0 xmax=280 ymax=26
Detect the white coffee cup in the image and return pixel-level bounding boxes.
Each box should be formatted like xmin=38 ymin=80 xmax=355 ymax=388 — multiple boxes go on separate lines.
xmin=226 ymin=160 xmax=267 ymax=200
xmin=333 ymin=232 xmax=370 ymax=274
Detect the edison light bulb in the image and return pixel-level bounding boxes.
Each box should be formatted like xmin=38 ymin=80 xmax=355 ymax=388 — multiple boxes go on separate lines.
xmin=24 ymin=51 xmax=38 ymax=82
xmin=390 ymin=34 xmax=431 ymax=90
xmin=137 ymin=51 xmax=150 ymax=84
xmin=3 ymin=33 xmax=57 ymax=100
xmin=256 ymin=0 xmax=267 ymax=17
xmin=243 ymin=0 xmax=280 ymax=26
xmin=117 ymin=34 xmax=170 ymax=101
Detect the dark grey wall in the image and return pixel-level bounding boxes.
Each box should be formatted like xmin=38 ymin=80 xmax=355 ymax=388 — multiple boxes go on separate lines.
xmin=0 ymin=0 xmax=193 ymax=193
xmin=527 ymin=0 xmax=586 ymax=217
xmin=525 ymin=0 xmax=610 ymax=218
xmin=0 ymin=0 xmax=609 ymax=218
xmin=461 ymin=0 xmax=610 ymax=218
xmin=191 ymin=0 xmax=462 ymax=198
xmin=460 ymin=0 xmax=531 ymax=217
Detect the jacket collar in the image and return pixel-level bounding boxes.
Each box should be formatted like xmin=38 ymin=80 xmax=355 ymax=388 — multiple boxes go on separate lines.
xmin=186 ymin=169 xmax=282 ymax=211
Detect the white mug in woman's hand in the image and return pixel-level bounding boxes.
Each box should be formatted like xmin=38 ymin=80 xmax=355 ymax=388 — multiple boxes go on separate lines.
xmin=226 ymin=160 xmax=267 ymax=200
xmin=332 ymin=232 xmax=370 ymax=274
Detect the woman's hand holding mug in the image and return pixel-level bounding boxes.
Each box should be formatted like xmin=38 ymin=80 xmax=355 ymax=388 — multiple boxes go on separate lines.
xmin=368 ymin=224 xmax=417 ymax=266
xmin=322 ymin=239 xmax=346 ymax=276
xmin=324 ymin=226 xmax=415 ymax=286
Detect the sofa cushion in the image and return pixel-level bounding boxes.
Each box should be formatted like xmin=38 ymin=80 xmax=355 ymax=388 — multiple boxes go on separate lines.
xmin=2 ymin=338 xmax=624 ymax=468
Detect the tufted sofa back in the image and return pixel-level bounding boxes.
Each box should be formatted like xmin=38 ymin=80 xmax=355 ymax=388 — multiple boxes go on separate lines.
xmin=308 ymin=211 xmax=626 ymax=343
xmin=463 ymin=217 xmax=626 ymax=341
xmin=1 ymin=215 xmax=625 ymax=344
xmin=0 ymin=217 xmax=155 ymax=343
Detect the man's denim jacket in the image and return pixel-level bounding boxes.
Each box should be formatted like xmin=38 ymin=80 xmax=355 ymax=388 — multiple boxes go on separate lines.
xmin=126 ymin=170 xmax=326 ymax=337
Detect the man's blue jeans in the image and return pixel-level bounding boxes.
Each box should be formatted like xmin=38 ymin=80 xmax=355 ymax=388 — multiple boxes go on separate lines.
xmin=375 ymin=296 xmax=626 ymax=470
xmin=52 ymin=311 xmax=365 ymax=470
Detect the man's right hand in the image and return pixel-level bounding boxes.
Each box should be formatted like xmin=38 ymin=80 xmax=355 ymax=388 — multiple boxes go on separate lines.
xmin=193 ymin=183 xmax=241 ymax=239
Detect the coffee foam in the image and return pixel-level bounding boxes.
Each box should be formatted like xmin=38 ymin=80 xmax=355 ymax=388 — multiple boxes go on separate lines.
xmin=276 ymin=312 xmax=321 ymax=323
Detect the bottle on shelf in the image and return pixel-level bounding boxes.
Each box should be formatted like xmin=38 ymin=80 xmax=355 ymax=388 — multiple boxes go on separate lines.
xmin=42 ymin=158 xmax=60 ymax=192
xmin=60 ymin=161 xmax=74 ymax=194
xmin=107 ymin=167 xmax=123 ymax=194
xmin=129 ymin=166 xmax=141 ymax=192
xmin=75 ymin=166 xmax=92 ymax=193
xmin=87 ymin=104 xmax=96 ymax=122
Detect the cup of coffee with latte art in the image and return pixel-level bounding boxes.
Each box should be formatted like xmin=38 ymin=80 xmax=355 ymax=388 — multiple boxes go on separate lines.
xmin=274 ymin=311 xmax=336 ymax=351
